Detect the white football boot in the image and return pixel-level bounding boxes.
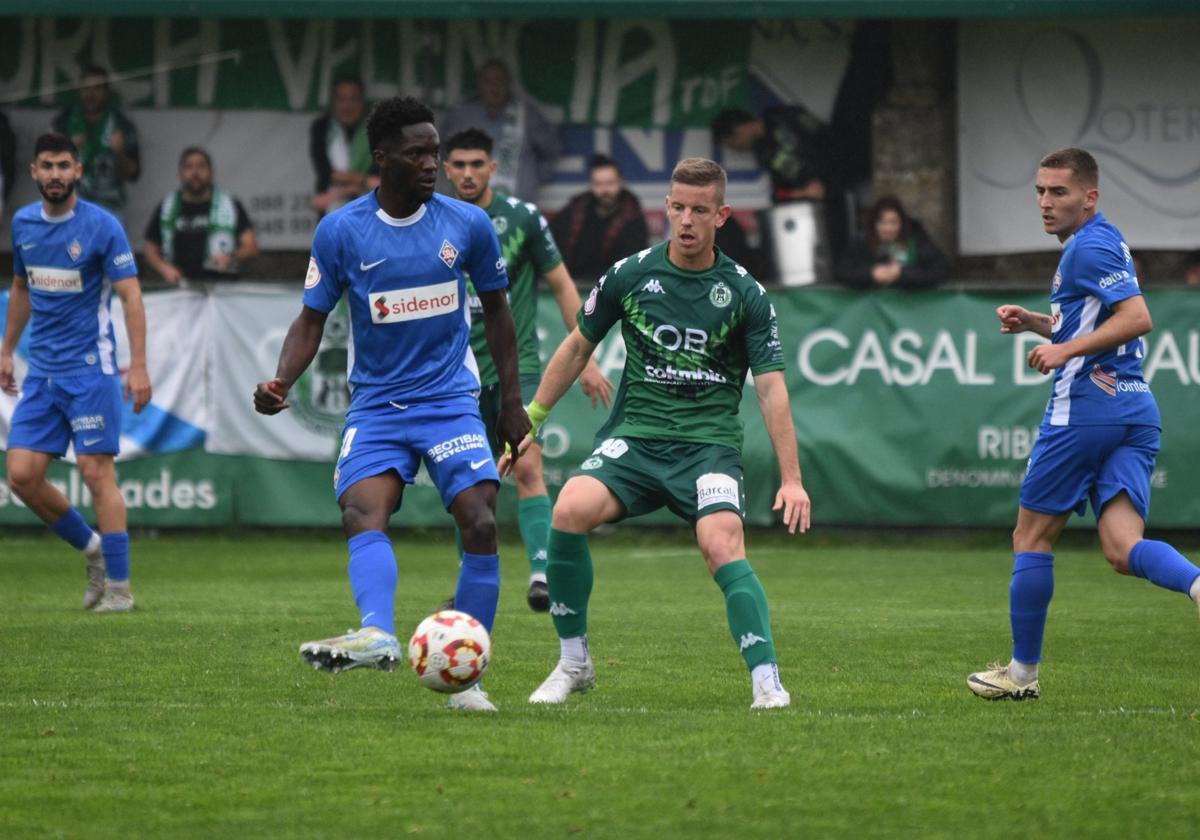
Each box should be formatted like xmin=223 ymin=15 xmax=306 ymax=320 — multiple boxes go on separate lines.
xmin=967 ymin=661 xmax=1041 ymax=700
xmin=447 ymin=685 xmax=497 ymax=712
xmin=529 ymin=659 xmax=596 ymax=704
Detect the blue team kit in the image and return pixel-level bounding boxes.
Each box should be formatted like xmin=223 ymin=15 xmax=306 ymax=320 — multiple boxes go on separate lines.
xmin=1021 ymin=212 xmax=1161 ymax=518
xmin=302 ymin=192 xmax=509 ymax=508
xmin=8 ymin=200 xmax=137 ymax=456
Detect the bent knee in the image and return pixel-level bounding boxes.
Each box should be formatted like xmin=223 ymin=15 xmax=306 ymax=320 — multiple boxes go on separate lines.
xmin=459 ymin=512 xmax=497 ymax=549
xmin=1101 ymin=542 xmax=1134 ymax=575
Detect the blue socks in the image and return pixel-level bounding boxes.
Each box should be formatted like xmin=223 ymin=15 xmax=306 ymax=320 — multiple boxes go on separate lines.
xmin=101 ymin=532 xmax=130 ymax=582
xmin=455 ymin=552 xmax=500 ymax=634
xmin=1129 ymin=539 xmax=1200 ymax=595
xmin=49 ymin=507 xmax=95 ymax=551
xmin=1010 ymin=552 xmax=1054 ymax=664
xmin=347 ymin=531 xmax=398 ymax=635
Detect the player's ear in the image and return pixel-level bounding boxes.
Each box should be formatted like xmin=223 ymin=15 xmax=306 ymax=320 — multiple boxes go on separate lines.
xmin=1084 ymin=187 xmax=1098 ymax=210
xmin=715 ymin=204 xmax=732 ymax=228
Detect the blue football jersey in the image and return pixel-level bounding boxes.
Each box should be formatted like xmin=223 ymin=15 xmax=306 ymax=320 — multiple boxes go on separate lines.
xmin=1042 ymin=212 xmax=1160 ymax=428
xmin=302 ymin=191 xmax=508 ymax=409
xmin=11 ymin=199 xmax=138 ymax=377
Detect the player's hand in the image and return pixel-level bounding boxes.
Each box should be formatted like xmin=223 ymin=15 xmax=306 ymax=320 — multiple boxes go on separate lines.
xmin=124 ymin=365 xmax=152 ymax=413
xmin=579 ymin=359 xmax=614 ymax=409
xmin=997 ymin=304 xmax=1036 ymax=334
xmin=110 ymin=129 xmax=125 ymax=154
xmin=497 ymin=435 xmax=536 ymax=477
xmin=495 ymin=400 xmax=532 ymax=461
xmin=160 ymin=264 xmax=185 ymax=284
xmin=872 ymin=261 xmax=901 ymax=285
xmin=1027 ymin=342 xmax=1072 ymax=375
xmin=0 ymin=352 xmax=17 ymax=396
xmin=254 ymin=378 xmax=291 ymax=415
xmin=773 ymin=479 xmax=811 ymax=535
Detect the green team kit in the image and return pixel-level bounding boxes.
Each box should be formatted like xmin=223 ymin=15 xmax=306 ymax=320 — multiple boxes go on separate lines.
xmin=575 ymin=241 xmax=785 ymax=521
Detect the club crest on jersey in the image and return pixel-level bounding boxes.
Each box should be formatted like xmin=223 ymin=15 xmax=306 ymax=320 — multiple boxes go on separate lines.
xmin=492 ymin=217 xmax=508 ymax=235
xmin=439 ymin=239 xmax=459 ymax=268
xmin=1052 ymin=270 xmax=1062 ymax=292
xmin=67 ymin=239 xmax=82 ymax=261
xmin=709 ymin=281 xmax=732 ymax=308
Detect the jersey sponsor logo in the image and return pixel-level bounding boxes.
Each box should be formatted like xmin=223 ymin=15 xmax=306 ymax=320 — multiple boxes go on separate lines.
xmin=641 ymin=278 xmax=665 ymax=295
xmin=645 ymin=363 xmax=727 ymax=384
xmin=304 ymin=257 xmax=322 ymax=289
xmin=652 ymin=324 xmax=707 ymax=353
xmin=67 ymin=239 xmax=82 ymax=261
xmin=709 ymin=282 xmax=732 ymax=308
xmin=26 ymin=266 xmax=83 ymax=293
xmin=1099 ymin=270 xmax=1130 ymax=289
xmin=583 ymin=285 xmax=599 ymax=315
xmin=360 ymin=258 xmax=387 ymax=271
xmin=495 ymin=257 xmax=505 ymax=272
xmin=696 ymin=472 xmax=739 ymax=510
xmin=427 ymin=432 xmax=488 ymax=464
xmin=70 ymin=414 xmax=106 ymax=432
xmin=113 ymin=251 xmax=134 ymax=268
xmin=1121 ymin=241 xmax=1133 ymax=265
xmin=1089 ymin=364 xmax=1117 ymax=396
xmin=369 ymin=280 xmax=459 ymax=323
xmin=439 ymin=239 xmax=459 ymax=268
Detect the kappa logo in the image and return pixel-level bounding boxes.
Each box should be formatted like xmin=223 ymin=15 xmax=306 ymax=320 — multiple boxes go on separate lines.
xmin=439 ymin=239 xmax=459 ymax=268
xmin=738 ymin=633 xmax=767 ymax=651
xmin=641 ymin=279 xmax=665 ymax=295
xmin=67 ymin=239 xmax=82 ymax=261
xmin=549 ymin=602 xmax=579 ymax=617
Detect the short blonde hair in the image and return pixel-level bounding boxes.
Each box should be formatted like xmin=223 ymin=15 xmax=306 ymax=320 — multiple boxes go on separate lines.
xmin=670 ymin=158 xmax=727 ymax=205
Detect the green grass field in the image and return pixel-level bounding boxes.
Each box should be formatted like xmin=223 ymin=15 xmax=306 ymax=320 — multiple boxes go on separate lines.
xmin=2 ymin=528 xmax=1199 ymax=839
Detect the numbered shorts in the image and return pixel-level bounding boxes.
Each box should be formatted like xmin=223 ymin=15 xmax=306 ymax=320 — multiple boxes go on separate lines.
xmin=577 ymin=436 xmax=746 ymax=523
xmin=1019 ymin=423 xmax=1159 ymax=520
xmin=477 ymin=373 xmax=543 ymax=456
xmin=334 ymin=401 xmax=500 ymax=511
xmin=8 ymin=373 xmax=123 ymax=456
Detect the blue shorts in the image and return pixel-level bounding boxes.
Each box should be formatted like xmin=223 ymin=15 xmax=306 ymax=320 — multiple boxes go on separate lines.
xmin=1019 ymin=424 xmax=1159 ymax=520
xmin=333 ymin=400 xmax=499 ymax=511
xmin=7 ymin=374 xmax=123 ymax=456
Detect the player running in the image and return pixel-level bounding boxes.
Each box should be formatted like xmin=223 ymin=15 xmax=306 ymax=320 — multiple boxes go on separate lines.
xmin=968 ymin=148 xmax=1200 ymax=701
xmin=442 ymin=128 xmax=612 ymax=611
xmin=253 ymin=97 xmax=530 ymax=712
xmin=2 ymin=132 xmax=152 ymax=612
xmin=501 ymin=158 xmax=811 ymax=710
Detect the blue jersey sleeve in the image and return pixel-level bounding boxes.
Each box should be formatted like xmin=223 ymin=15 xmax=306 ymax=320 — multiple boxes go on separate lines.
xmin=1072 ymin=236 xmax=1140 ymax=308
xmin=103 ymin=215 xmax=138 ymax=281
xmin=11 ymin=217 xmax=26 ymax=278
xmin=464 ymin=204 xmax=507 ymax=294
xmin=302 ymin=215 xmax=345 ymax=312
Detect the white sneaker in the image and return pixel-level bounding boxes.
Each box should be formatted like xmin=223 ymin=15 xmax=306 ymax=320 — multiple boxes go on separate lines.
xmin=299 ymin=626 xmax=401 ymax=673
xmin=82 ymin=535 xmax=105 ymax=609
xmin=447 ymin=685 xmax=497 ymax=712
xmin=750 ymin=688 xmax=792 ymax=710
xmin=529 ymin=659 xmax=596 ymax=704
xmin=93 ymin=582 xmax=135 ymax=613
xmin=967 ymin=661 xmax=1040 ymax=700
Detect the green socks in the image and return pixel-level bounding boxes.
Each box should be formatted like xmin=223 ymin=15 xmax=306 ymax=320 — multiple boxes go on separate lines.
xmin=715 ymin=559 xmax=777 ymax=669
xmin=518 ymin=495 xmax=552 ymax=575
xmin=546 ymin=528 xmax=593 ymax=638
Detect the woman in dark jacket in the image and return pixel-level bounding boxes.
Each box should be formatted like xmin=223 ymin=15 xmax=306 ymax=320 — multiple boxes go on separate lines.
xmin=836 ymin=196 xmax=949 ymax=289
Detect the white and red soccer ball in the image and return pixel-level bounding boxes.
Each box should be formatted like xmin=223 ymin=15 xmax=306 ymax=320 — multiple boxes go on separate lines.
xmin=407 ymin=610 xmax=491 ymax=693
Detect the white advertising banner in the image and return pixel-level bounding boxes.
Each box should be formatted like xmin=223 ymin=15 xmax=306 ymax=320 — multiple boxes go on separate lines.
xmin=958 ymin=19 xmax=1200 ymax=255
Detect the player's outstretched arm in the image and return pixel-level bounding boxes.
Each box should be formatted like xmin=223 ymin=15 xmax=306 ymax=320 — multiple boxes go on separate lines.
xmin=0 ymin=275 xmax=31 ymax=396
xmin=996 ymin=304 xmax=1053 ymax=339
xmin=1026 ymin=295 xmax=1152 ymax=374
xmin=479 ymin=288 xmax=532 ymax=454
xmin=755 ymin=370 xmax=811 ymax=535
xmin=544 ymin=263 xmax=613 ymax=408
xmin=254 ymin=306 xmax=328 ymax=415
xmin=112 ymin=277 xmax=152 ymax=413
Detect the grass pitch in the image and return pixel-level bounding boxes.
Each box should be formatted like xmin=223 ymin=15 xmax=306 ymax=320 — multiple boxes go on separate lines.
xmin=2 ymin=528 xmax=1199 ymax=839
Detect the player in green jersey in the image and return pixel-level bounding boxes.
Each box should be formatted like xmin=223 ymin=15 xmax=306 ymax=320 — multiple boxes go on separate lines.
xmin=501 ymin=158 xmax=811 ymax=709
xmin=443 ymin=128 xmax=613 ymax=611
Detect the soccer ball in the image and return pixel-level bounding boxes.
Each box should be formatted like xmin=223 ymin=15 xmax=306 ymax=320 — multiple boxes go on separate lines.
xmin=407 ymin=610 xmax=491 ymax=693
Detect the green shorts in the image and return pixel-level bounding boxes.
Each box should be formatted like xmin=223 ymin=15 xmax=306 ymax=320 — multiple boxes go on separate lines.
xmin=478 ymin=373 xmax=542 ymax=457
xmin=577 ymin=436 xmax=746 ymax=523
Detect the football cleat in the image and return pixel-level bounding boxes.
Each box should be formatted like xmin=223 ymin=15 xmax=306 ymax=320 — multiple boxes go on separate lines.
xmin=436 ymin=595 xmax=456 ymax=612
xmin=446 ymin=685 xmax=497 ymax=712
xmin=299 ymin=626 xmax=401 ymax=673
xmin=967 ymin=662 xmax=1041 ymax=700
xmin=750 ymin=688 xmax=792 ymax=710
xmin=92 ymin=582 xmax=135 ymax=613
xmin=529 ymin=659 xmax=596 ymax=704
xmin=526 ymin=578 xmax=550 ymax=612
xmin=82 ymin=536 xmax=106 ymax=609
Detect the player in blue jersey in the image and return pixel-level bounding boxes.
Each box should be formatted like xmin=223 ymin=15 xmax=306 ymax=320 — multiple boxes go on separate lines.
xmin=968 ymin=148 xmax=1200 ymax=700
xmin=253 ymin=97 xmax=530 ymax=712
xmin=2 ymin=133 xmax=152 ymax=612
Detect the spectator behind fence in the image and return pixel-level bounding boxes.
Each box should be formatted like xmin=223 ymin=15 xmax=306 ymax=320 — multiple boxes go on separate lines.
xmin=142 ymin=147 xmax=257 ymax=283
xmin=550 ymin=154 xmax=648 ymax=282
xmin=1183 ymin=250 xmax=1200 ymax=286
xmin=51 ymin=65 xmax=139 ymax=222
xmin=835 ymin=196 xmax=949 ymax=290
xmin=309 ymin=75 xmax=378 ymax=215
xmin=443 ymin=58 xmax=559 ymax=202
xmin=0 ymin=108 xmax=15 ymax=219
